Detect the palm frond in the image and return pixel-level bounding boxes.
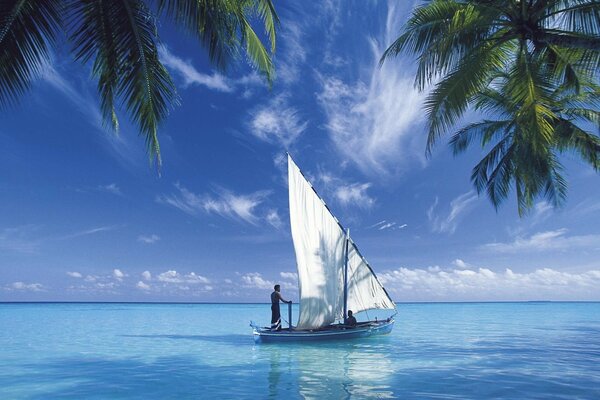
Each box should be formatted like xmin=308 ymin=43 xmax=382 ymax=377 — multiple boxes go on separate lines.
xmin=471 ymin=136 xmax=515 ymax=209
xmin=554 ymin=118 xmax=600 ymax=169
xmin=0 ymin=0 xmax=62 ymax=107
xmin=69 ymin=0 xmax=178 ymax=165
xmin=449 ymin=119 xmax=511 ymax=154
xmin=117 ymin=0 xmax=178 ymax=165
xmin=68 ymin=0 xmax=121 ymax=132
xmin=424 ymin=42 xmax=511 ymax=154
xmin=157 ymin=0 xmax=278 ymax=83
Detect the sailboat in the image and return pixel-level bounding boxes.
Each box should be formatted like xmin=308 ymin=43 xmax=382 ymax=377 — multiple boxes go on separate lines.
xmin=251 ymin=154 xmax=396 ymax=342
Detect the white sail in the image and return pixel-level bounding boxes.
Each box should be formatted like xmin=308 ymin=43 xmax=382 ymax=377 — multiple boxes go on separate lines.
xmin=288 ymin=155 xmax=395 ymax=329
xmin=346 ymin=240 xmax=395 ymax=314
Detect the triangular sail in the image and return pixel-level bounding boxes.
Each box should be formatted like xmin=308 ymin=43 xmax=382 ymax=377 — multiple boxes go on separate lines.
xmin=346 ymin=240 xmax=395 ymax=314
xmin=288 ymin=155 xmax=395 ymax=330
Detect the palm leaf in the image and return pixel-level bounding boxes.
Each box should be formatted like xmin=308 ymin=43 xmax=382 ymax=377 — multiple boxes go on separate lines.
xmin=157 ymin=0 xmax=278 ymax=82
xmin=68 ymin=0 xmax=121 ymax=132
xmin=118 ymin=0 xmax=178 ymax=165
xmin=70 ymin=0 xmax=178 ymax=166
xmin=0 ymin=0 xmax=62 ymax=107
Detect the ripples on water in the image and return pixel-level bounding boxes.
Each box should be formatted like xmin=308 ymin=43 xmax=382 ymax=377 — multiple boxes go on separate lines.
xmin=0 ymin=303 xmax=599 ymax=399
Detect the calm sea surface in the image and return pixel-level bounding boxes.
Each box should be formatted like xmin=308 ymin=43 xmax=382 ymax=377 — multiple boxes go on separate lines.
xmin=1 ymin=302 xmax=599 ymax=399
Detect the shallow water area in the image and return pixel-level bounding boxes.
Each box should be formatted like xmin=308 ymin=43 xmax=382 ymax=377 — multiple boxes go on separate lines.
xmin=1 ymin=302 xmax=599 ymax=399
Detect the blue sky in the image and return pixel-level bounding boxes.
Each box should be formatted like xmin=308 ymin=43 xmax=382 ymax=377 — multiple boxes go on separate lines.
xmin=2 ymin=1 xmax=599 ymax=302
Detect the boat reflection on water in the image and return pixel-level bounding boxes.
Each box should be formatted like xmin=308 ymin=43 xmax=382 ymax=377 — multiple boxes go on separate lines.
xmin=256 ymin=338 xmax=395 ymax=399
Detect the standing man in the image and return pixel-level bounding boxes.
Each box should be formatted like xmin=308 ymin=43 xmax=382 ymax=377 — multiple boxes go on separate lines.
xmin=271 ymin=284 xmax=291 ymax=331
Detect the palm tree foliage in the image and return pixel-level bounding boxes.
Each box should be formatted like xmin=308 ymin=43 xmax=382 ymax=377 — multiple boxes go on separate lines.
xmin=0 ymin=0 xmax=279 ymax=165
xmin=381 ymin=0 xmax=600 ymax=215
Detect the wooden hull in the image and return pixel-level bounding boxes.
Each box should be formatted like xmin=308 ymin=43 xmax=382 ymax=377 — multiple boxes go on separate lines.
xmin=252 ymin=319 xmax=394 ymax=343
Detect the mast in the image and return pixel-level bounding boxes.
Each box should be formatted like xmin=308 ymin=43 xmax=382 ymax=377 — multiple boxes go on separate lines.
xmin=343 ymin=228 xmax=349 ymax=322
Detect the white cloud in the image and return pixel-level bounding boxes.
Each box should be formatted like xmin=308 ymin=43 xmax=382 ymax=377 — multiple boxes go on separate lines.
xmin=316 ymin=4 xmax=425 ymax=176
xmin=248 ymin=95 xmax=307 ymax=148
xmin=241 ymin=272 xmax=275 ymax=290
xmin=335 ymin=183 xmax=375 ymax=208
xmin=379 ymin=222 xmax=395 ymax=230
xmin=483 ymin=229 xmax=600 ymax=253
xmin=136 ymin=281 xmax=151 ymax=291
xmin=60 ymin=225 xmax=119 ymax=240
xmin=276 ymin=21 xmax=307 ymax=84
xmin=157 ymin=270 xmax=210 ymax=284
xmin=138 ymin=234 xmax=160 ymax=244
xmin=280 ymin=272 xmax=298 ymax=281
xmin=0 ymin=225 xmax=41 ymax=253
xmin=94 ymin=282 xmax=116 ymax=291
xmin=157 ymin=184 xmax=270 ymax=225
xmin=66 ymin=271 xmax=83 ymax=278
xmin=97 ymin=183 xmax=122 ymax=196
xmin=314 ymin=170 xmax=376 ymax=209
xmin=142 ymin=271 xmax=152 ymax=281
xmin=159 ymin=46 xmax=232 ymax=92
xmin=452 ymin=259 xmax=471 ymax=269
xmin=10 ymin=282 xmax=44 ymax=292
xmin=266 ymin=209 xmax=283 ymax=229
xmin=113 ymin=269 xmax=125 ymax=281
xmin=379 ymin=265 xmax=600 ymax=301
xmin=428 ymin=192 xmax=478 ymax=234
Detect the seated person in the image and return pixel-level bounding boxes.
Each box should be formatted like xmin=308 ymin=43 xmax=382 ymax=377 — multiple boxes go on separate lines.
xmin=345 ymin=310 xmax=357 ymax=327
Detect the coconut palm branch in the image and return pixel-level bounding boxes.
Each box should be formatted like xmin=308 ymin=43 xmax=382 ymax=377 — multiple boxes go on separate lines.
xmin=450 ymin=82 xmax=599 ymax=215
xmin=381 ymin=0 xmax=599 ymax=213
xmin=157 ymin=0 xmax=278 ymax=84
xmin=0 ymin=0 xmax=279 ymax=166
xmin=0 ymin=0 xmax=62 ymax=107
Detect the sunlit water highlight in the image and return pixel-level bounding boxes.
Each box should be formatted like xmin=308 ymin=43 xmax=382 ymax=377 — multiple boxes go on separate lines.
xmin=1 ymin=302 xmax=599 ymax=399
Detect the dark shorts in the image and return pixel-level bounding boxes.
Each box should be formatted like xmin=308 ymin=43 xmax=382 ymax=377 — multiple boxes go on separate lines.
xmin=271 ymin=304 xmax=281 ymax=324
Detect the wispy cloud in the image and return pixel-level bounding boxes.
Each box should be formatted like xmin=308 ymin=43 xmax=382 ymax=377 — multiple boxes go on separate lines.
xmin=266 ymin=209 xmax=283 ymax=229
xmin=97 ymin=183 xmax=122 ymax=196
xmin=248 ymin=95 xmax=308 ymax=148
xmin=7 ymin=282 xmax=45 ymax=292
xmin=113 ymin=269 xmax=125 ymax=281
xmin=1 ymin=224 xmax=118 ymax=253
xmin=316 ymin=4 xmax=425 ymax=176
xmin=59 ymin=225 xmax=119 ymax=240
xmin=40 ymin=63 xmax=143 ymax=170
xmin=157 ymin=183 xmax=271 ymax=225
xmin=156 ymin=270 xmax=210 ymax=284
xmin=482 ymin=229 xmax=600 ymax=253
xmin=138 ymin=234 xmax=160 ymax=244
xmin=334 ymin=182 xmax=375 ymax=208
xmin=280 ymin=272 xmax=298 ymax=281
xmin=66 ymin=271 xmax=83 ymax=278
xmin=241 ymin=272 xmax=274 ymax=289
xmin=428 ymin=192 xmax=478 ymax=234
xmin=315 ymin=170 xmax=376 ymax=209
xmin=141 ymin=271 xmax=152 ymax=281
xmin=379 ymin=265 xmax=600 ymax=301
xmin=275 ymin=21 xmax=307 ymax=85
xmin=136 ymin=281 xmax=151 ymax=291
xmin=0 ymin=225 xmax=41 ymax=253
xmin=368 ymin=220 xmax=407 ymax=231
xmin=159 ymin=46 xmax=232 ymax=92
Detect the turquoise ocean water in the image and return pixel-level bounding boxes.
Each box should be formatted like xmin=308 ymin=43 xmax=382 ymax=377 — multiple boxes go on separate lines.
xmin=1 ymin=302 xmax=599 ymax=399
